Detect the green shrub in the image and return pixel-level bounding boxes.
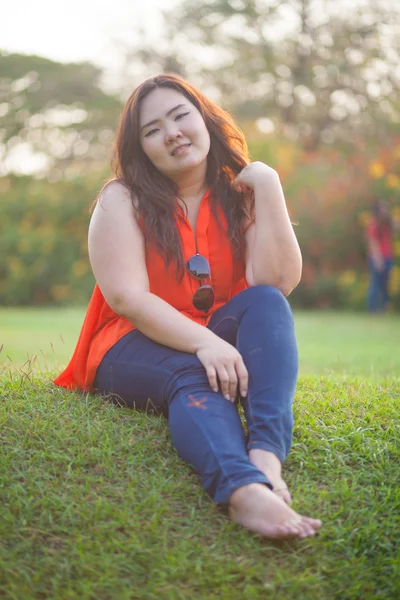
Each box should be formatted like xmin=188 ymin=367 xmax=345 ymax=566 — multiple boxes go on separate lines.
xmin=0 ymin=174 xmax=103 ymax=305
xmin=1 ymin=134 xmax=400 ymax=310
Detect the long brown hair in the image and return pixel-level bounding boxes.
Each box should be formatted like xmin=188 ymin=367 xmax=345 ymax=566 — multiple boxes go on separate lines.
xmin=110 ymin=73 xmax=252 ymax=277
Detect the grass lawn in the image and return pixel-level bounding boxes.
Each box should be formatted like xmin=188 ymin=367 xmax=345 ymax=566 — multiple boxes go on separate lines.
xmin=1 ymin=307 xmax=400 ymax=377
xmin=1 ymin=308 xmax=399 ymax=599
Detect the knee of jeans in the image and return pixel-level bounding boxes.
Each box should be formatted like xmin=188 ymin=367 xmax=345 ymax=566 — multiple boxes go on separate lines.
xmin=242 ymin=285 xmax=294 ymax=326
xmin=242 ymin=284 xmax=288 ymax=308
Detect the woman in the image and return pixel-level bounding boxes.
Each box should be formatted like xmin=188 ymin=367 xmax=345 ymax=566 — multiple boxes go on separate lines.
xmin=366 ymin=200 xmax=395 ymax=312
xmin=54 ymin=74 xmax=322 ymax=540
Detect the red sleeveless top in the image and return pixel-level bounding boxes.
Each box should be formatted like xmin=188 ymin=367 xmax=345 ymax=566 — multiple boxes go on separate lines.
xmin=367 ymin=216 xmax=393 ymax=260
xmin=53 ymin=190 xmax=248 ymax=391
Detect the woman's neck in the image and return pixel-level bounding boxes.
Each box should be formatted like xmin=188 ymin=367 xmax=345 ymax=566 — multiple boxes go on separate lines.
xmin=173 ymin=164 xmax=208 ymax=203
xmin=178 ymin=182 xmax=208 ymax=204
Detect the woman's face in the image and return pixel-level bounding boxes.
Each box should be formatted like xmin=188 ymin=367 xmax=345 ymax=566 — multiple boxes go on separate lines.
xmin=139 ymin=87 xmax=211 ymax=180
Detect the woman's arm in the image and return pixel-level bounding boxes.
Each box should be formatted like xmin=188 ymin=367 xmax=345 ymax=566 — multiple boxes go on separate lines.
xmin=88 ymin=181 xmax=248 ymax=400
xmin=234 ymin=162 xmax=302 ymax=296
xmin=89 ymin=181 xmax=218 ymax=354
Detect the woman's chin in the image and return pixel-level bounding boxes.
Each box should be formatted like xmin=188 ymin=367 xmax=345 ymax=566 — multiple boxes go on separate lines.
xmin=164 ymin=157 xmax=208 ymax=178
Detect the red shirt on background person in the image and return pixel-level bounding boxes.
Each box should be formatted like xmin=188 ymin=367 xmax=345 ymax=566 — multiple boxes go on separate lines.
xmin=366 ymin=200 xmax=394 ymax=266
xmin=366 ymin=200 xmax=396 ymax=312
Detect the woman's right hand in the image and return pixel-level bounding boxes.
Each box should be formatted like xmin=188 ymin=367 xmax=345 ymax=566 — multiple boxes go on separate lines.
xmin=196 ymin=339 xmax=248 ymax=402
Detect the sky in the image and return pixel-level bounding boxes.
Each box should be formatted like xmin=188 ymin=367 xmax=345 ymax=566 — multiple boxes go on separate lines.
xmin=2 ymin=0 xmax=180 ymax=173
xmin=4 ymin=0 xmax=392 ymax=80
xmin=3 ymin=0 xmax=399 ymax=70
xmin=2 ymin=0 xmax=174 ymax=72
xmin=2 ymin=0 xmax=398 ymax=174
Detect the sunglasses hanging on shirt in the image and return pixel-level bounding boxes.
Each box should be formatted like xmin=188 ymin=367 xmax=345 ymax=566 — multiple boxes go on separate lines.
xmin=186 ymin=253 xmax=215 ymax=312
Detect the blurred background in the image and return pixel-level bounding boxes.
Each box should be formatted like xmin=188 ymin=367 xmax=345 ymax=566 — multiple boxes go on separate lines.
xmin=1 ymin=0 xmax=400 ymax=315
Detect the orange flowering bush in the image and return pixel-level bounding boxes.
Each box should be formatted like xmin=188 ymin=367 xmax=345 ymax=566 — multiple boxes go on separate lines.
xmin=1 ymin=135 xmax=399 ymax=309
xmin=248 ymin=133 xmax=400 ymax=310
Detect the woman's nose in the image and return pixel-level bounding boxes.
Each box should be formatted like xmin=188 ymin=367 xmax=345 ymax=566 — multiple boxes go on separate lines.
xmin=165 ymin=126 xmax=182 ymax=144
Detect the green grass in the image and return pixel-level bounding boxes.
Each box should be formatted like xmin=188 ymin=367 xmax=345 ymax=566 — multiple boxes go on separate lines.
xmin=1 ymin=308 xmax=400 ymax=377
xmin=1 ymin=309 xmax=400 ymax=599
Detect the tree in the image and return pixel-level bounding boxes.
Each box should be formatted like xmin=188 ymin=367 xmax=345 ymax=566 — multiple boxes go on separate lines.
xmin=126 ymin=0 xmax=400 ymax=150
xmin=0 ymin=53 xmax=122 ymax=176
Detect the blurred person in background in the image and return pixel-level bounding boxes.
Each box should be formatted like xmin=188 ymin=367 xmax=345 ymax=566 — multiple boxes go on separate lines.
xmin=366 ymin=199 xmax=398 ymax=312
xmin=54 ymin=73 xmax=322 ymax=540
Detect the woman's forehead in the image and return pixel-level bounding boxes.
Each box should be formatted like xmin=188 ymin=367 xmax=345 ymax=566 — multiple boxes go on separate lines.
xmin=139 ymin=87 xmax=190 ymax=125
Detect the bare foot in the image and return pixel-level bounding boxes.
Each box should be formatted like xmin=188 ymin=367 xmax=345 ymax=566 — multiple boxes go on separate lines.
xmin=229 ymin=483 xmax=322 ymax=540
xmin=249 ymin=449 xmax=292 ymax=505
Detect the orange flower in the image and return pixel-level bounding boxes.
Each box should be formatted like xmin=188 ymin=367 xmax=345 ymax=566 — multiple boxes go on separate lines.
xmin=72 ymin=260 xmax=89 ymax=277
xmin=393 ymin=145 xmax=400 ymax=160
xmin=339 ymin=270 xmax=357 ymax=287
xmin=389 ymin=266 xmax=400 ymax=295
xmin=369 ymin=162 xmax=385 ymax=178
xmin=358 ymin=210 xmax=370 ymax=226
xmin=51 ymin=285 xmax=69 ymax=301
xmin=386 ymin=174 xmax=400 ymax=189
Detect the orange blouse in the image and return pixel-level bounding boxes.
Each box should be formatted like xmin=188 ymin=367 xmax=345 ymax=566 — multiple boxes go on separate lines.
xmin=53 ymin=189 xmax=248 ymax=391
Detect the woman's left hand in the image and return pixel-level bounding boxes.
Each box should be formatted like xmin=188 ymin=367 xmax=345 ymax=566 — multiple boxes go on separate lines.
xmin=232 ymin=161 xmax=278 ymax=193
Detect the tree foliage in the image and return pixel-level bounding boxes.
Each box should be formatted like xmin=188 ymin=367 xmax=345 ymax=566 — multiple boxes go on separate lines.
xmin=246 ymin=131 xmax=400 ymax=309
xmin=2 ymin=137 xmax=399 ymax=309
xmin=0 ymin=173 xmax=99 ymax=305
xmin=129 ymin=0 xmax=400 ymax=149
xmin=0 ymin=53 xmax=122 ymax=175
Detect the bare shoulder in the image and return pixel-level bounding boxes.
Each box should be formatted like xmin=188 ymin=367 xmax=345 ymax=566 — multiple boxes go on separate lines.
xmin=96 ymin=180 xmax=137 ymax=214
xmin=88 ymin=180 xmax=149 ymax=305
xmin=89 ymin=180 xmax=142 ymax=238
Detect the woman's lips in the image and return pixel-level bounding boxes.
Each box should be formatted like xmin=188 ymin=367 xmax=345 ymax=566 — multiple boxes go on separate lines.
xmin=172 ymin=143 xmax=191 ymax=156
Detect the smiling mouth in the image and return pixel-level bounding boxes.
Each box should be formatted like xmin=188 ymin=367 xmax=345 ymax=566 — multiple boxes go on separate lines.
xmin=172 ymin=144 xmax=191 ymax=156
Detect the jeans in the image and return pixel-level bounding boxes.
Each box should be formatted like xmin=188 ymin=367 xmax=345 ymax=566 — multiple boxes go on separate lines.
xmin=95 ymin=285 xmax=298 ymax=505
xmin=367 ymin=258 xmax=394 ymax=312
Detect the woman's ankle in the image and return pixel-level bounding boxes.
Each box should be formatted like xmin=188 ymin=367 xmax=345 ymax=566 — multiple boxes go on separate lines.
xmin=229 ymin=483 xmax=266 ymax=509
xmin=249 ymin=449 xmax=282 ymax=474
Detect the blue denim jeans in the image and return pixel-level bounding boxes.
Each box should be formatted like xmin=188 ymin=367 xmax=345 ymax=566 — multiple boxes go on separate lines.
xmin=368 ymin=258 xmax=394 ymax=312
xmin=95 ymin=285 xmax=298 ymax=504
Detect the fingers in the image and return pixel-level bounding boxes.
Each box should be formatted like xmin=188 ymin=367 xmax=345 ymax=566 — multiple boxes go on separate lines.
xmin=235 ymin=358 xmax=248 ymax=397
xmin=216 ymin=360 xmax=247 ymax=402
xmin=232 ymin=179 xmax=241 ymax=192
xmin=216 ymin=365 xmax=231 ymax=401
xmin=198 ymin=344 xmax=247 ymax=401
xmin=226 ymin=364 xmax=238 ymax=402
xmin=206 ymin=365 xmax=218 ymax=393
xmin=232 ymin=173 xmax=246 ymax=193
xmin=232 ymin=180 xmax=245 ymax=193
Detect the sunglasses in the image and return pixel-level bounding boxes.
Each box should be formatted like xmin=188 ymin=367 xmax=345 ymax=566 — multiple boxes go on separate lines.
xmin=186 ymin=253 xmax=215 ymax=312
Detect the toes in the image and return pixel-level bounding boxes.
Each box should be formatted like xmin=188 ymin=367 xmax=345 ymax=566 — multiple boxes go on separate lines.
xmin=274 ymin=490 xmax=292 ymax=506
xmin=272 ymin=517 xmax=319 ymax=540
xmin=298 ymin=528 xmax=316 ymax=539
xmin=273 ymin=485 xmax=293 ymax=506
xmin=293 ymin=520 xmax=315 ymax=539
xmin=276 ymin=524 xmax=299 ymax=539
xmin=276 ymin=521 xmax=316 ymax=540
xmin=310 ymin=518 xmax=322 ymax=529
xmin=282 ymin=519 xmax=303 ymax=537
xmin=290 ymin=518 xmax=318 ymax=539
xmin=301 ymin=517 xmax=322 ymax=530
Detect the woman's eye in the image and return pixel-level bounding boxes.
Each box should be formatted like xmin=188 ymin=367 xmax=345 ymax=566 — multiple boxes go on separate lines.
xmin=175 ymin=112 xmax=190 ymax=121
xmin=144 ymin=128 xmax=158 ymax=137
